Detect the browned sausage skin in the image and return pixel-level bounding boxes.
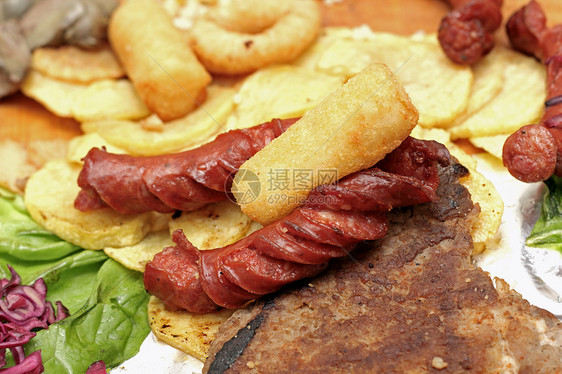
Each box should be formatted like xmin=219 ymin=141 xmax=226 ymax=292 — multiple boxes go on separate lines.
xmin=74 ymin=118 xmax=299 ymax=215
xmin=438 ymin=0 xmax=503 ymax=65
xmin=144 ymin=138 xmax=453 ymax=314
xmin=502 ymin=1 xmax=562 ymax=182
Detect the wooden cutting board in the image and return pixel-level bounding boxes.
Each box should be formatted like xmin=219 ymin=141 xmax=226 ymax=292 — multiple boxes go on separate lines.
xmin=1 ymin=0 xmax=561 ymax=145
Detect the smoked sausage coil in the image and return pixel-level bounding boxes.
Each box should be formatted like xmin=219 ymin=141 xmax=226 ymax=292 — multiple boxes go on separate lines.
xmin=74 ymin=118 xmax=298 ymax=215
xmin=143 ymin=137 xmax=453 ymax=314
xmin=438 ymin=0 xmax=503 ymax=65
xmin=502 ymin=1 xmax=562 ymax=182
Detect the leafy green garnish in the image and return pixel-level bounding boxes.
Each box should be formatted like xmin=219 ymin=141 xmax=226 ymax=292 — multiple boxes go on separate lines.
xmin=0 ymin=187 xmax=150 ymax=372
xmin=25 ymin=259 xmax=150 ymax=373
xmin=527 ymin=176 xmax=562 ymax=252
xmin=0 ymin=188 xmax=80 ymax=260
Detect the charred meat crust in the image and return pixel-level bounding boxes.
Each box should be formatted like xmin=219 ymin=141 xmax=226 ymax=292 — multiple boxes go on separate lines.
xmin=204 ymin=161 xmax=562 ymax=373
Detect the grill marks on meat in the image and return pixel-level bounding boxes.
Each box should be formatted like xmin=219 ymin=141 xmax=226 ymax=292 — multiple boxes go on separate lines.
xmin=144 ymin=138 xmax=451 ymax=314
xmin=204 ymin=162 xmax=562 ymax=374
xmin=438 ymin=0 xmax=503 ymax=65
xmin=74 ymin=118 xmax=298 ymax=214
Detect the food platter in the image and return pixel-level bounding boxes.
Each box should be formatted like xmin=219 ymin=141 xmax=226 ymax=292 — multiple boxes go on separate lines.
xmin=1 ymin=0 xmax=562 ymax=372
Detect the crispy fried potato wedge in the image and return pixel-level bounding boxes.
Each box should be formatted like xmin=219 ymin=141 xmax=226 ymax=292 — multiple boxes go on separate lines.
xmin=31 ymin=44 xmax=124 ymax=83
xmin=226 ymin=65 xmax=345 ymax=130
xmin=82 ymin=84 xmax=235 ymax=156
xmin=449 ymin=47 xmax=545 ymax=139
xmin=303 ymin=29 xmax=472 ymax=128
xmin=24 ymin=160 xmax=167 ymax=250
xmin=411 ymin=127 xmax=503 ymax=253
xmin=148 ymin=296 xmax=234 ymax=361
xmin=169 ymin=201 xmax=254 ymax=249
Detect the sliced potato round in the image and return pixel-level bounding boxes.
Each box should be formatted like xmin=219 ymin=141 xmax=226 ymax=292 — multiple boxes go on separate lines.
xmin=82 ymin=84 xmax=236 ymax=156
xmin=226 ymin=65 xmax=345 ymax=130
xmin=449 ymin=47 xmax=546 ymax=139
xmin=72 ymin=79 xmax=150 ymax=122
xmin=308 ymin=30 xmax=472 ymax=128
xmin=169 ymin=200 xmax=254 ymax=250
xmin=469 ymin=134 xmax=510 ymax=160
xmin=21 ymin=70 xmax=88 ymax=118
xmin=66 ymin=133 xmax=127 ymax=164
xmin=31 ymin=44 xmax=124 ymax=84
xmin=105 ymin=230 xmax=173 ymax=272
xmin=445 ymin=46 xmax=506 ymax=128
xmin=148 ymin=296 xmax=234 ymax=361
xmin=24 ymin=160 xmax=162 ymax=250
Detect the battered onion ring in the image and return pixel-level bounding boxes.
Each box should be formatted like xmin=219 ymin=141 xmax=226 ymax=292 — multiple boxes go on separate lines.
xmin=190 ymin=0 xmax=320 ymax=75
xmin=209 ymin=0 xmax=290 ymax=34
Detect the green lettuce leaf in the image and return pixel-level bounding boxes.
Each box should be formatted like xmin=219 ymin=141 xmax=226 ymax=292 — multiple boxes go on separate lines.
xmin=0 ymin=187 xmax=150 ymax=372
xmin=0 ymin=188 xmax=80 ymax=260
xmin=526 ymin=176 xmax=562 ymax=252
xmin=25 ymin=259 xmax=150 ymax=373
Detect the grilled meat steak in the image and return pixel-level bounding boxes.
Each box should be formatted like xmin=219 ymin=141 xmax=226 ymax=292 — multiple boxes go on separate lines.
xmin=204 ymin=161 xmax=562 ymax=373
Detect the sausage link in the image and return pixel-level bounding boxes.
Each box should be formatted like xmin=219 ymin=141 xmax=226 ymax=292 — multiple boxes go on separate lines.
xmin=502 ymin=1 xmax=562 ymax=182
xmin=502 ymin=124 xmax=557 ymax=182
xmin=144 ymin=138 xmax=452 ymax=313
xmin=438 ymin=0 xmax=503 ymax=65
xmin=74 ymin=118 xmax=298 ymax=215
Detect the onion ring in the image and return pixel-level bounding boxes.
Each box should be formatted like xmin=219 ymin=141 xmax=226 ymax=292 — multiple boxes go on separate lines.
xmin=190 ymin=0 xmax=320 ymax=75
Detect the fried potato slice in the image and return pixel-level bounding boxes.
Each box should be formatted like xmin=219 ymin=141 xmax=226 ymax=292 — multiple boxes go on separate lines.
xmin=226 ymin=65 xmax=345 ymax=130
xmin=469 ymin=134 xmax=510 ymax=160
xmin=24 ymin=160 xmax=166 ymax=250
xmin=21 ymin=70 xmax=88 ymax=118
xmin=82 ymin=84 xmax=235 ymax=156
xmin=31 ymin=44 xmax=124 ymax=83
xmin=168 ymin=201 xmax=254 ymax=249
xmin=412 ymin=127 xmax=503 ymax=253
xmin=148 ymin=296 xmax=234 ymax=361
xmin=72 ymin=79 xmax=150 ymax=122
xmin=0 ymin=140 xmax=38 ymax=194
xmin=449 ymin=47 xmax=546 ymax=139
xmin=105 ymin=231 xmax=173 ymax=272
xmin=307 ymin=29 xmax=472 ymax=127
xmin=445 ymin=47 xmax=505 ymax=128
xmin=66 ymin=133 xmax=127 ymax=164
xmin=21 ymin=70 xmax=149 ymax=122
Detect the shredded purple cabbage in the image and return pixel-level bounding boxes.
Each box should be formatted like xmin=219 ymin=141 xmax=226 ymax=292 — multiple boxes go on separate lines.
xmin=0 ymin=266 xmax=68 ymax=373
xmin=85 ymin=361 xmax=107 ymax=374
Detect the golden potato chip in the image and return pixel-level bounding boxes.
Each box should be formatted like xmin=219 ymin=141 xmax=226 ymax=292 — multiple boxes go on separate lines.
xmin=72 ymin=79 xmax=150 ymax=122
xmin=449 ymin=47 xmax=545 ymax=139
xmin=27 ymin=139 xmax=69 ymax=168
xmin=469 ymin=134 xmax=510 ymax=160
xmin=24 ymin=160 xmax=166 ymax=250
xmin=31 ymin=44 xmax=124 ymax=83
xmin=148 ymin=296 xmax=234 ymax=361
xmin=21 ymin=70 xmax=88 ymax=118
xmin=445 ymin=47 xmax=505 ymax=128
xmin=82 ymin=84 xmax=236 ymax=156
xmin=226 ymin=65 xmax=345 ymax=130
xmin=411 ymin=126 xmax=503 ymax=253
xmin=0 ymin=140 xmax=38 ymax=194
xmin=292 ymin=27 xmax=355 ymax=69
xmin=309 ymin=30 xmax=472 ymax=127
xmin=105 ymin=231 xmax=173 ymax=272
xmin=169 ymin=201 xmax=254 ymax=250
xmin=66 ymin=133 xmax=127 ymax=164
